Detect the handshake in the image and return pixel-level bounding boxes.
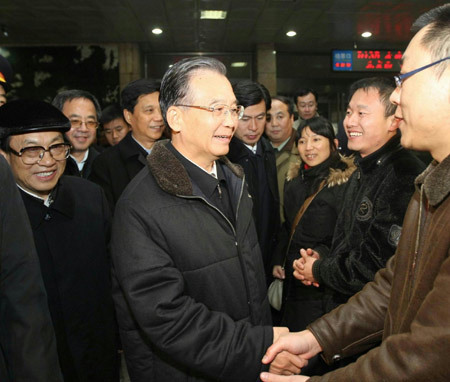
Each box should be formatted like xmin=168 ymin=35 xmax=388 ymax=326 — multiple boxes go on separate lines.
xmin=262 ymin=328 xmax=323 ymax=382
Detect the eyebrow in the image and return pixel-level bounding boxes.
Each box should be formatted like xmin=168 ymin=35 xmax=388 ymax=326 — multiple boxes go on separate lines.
xmin=22 ymin=135 xmax=64 ymax=145
xmin=69 ymin=113 xmax=97 ymax=120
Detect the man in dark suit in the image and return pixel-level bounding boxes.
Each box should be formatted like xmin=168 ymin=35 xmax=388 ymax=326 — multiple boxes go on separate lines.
xmin=89 ymin=79 xmax=164 ymax=210
xmin=0 ymin=155 xmax=62 ymax=382
xmin=227 ymin=79 xmax=280 ymax=283
xmin=0 ymin=99 xmax=118 ymax=382
xmin=52 ymin=89 xmax=102 ymax=178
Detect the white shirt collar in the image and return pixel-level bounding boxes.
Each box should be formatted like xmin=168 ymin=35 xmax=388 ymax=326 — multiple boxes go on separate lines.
xmin=244 ymin=142 xmax=258 ymax=154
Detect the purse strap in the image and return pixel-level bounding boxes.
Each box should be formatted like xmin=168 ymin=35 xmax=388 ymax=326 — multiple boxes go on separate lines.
xmin=282 ymin=179 xmax=327 ymax=267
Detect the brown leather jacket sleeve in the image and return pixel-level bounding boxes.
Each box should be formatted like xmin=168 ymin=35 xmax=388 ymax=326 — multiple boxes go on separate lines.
xmin=307 ymin=253 xmax=450 ymax=381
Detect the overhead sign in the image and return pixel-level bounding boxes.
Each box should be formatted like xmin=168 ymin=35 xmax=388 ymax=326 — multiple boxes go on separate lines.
xmin=332 ymin=50 xmax=403 ymax=72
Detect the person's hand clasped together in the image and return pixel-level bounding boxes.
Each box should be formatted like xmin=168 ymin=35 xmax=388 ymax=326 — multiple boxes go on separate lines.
xmin=293 ymin=248 xmax=320 ymax=287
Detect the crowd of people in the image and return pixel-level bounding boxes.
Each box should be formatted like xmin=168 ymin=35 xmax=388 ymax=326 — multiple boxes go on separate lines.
xmin=0 ymin=3 xmax=448 ymax=382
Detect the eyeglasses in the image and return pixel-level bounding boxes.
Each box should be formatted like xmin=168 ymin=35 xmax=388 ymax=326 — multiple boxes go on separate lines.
xmin=394 ymin=56 xmax=450 ymax=88
xmin=9 ymin=143 xmax=71 ymax=165
xmin=175 ymin=104 xmax=245 ymax=120
xmin=69 ymin=118 xmax=99 ymax=129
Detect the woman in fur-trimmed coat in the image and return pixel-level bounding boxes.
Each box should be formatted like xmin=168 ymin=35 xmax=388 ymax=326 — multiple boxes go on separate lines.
xmin=272 ymin=117 xmax=356 ymax=332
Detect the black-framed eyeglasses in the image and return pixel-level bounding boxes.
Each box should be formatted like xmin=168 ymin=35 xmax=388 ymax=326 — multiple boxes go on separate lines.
xmin=394 ymin=56 xmax=450 ymax=88
xmin=175 ymin=104 xmax=245 ymax=120
xmin=69 ymin=118 xmax=99 ymax=129
xmin=9 ymin=143 xmax=71 ymax=165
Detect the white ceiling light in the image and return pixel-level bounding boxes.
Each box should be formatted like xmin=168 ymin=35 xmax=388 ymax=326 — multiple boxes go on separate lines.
xmin=152 ymin=28 xmax=163 ymax=35
xmin=231 ymin=62 xmax=247 ymax=68
xmin=286 ymin=31 xmax=297 ymax=37
xmin=200 ymin=10 xmax=227 ymax=20
xmin=361 ymin=31 xmax=372 ymax=38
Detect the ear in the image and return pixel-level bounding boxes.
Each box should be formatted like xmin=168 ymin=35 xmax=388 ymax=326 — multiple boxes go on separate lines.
xmin=167 ymin=106 xmax=183 ymax=133
xmin=334 ymin=138 xmax=339 ymax=149
xmin=387 ymin=114 xmax=397 ymax=132
xmin=123 ymin=109 xmax=132 ymax=125
xmin=0 ymin=149 xmax=10 ymax=163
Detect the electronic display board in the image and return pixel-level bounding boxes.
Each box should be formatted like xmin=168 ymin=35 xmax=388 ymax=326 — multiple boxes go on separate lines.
xmin=332 ymin=50 xmax=403 ymax=72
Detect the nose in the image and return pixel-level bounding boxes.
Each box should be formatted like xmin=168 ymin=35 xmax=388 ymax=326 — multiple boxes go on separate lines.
xmin=390 ymin=86 xmax=400 ymax=106
xmin=222 ymin=110 xmax=236 ymax=130
xmin=112 ymin=130 xmax=119 ymax=140
xmin=305 ymin=139 xmax=313 ymax=150
xmin=154 ymin=107 xmax=163 ymax=122
xmin=38 ymin=150 xmax=57 ymax=166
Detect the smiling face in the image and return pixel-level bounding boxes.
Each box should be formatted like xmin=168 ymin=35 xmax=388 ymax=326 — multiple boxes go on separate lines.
xmin=4 ymin=131 xmax=66 ymax=198
xmin=125 ymin=91 xmax=164 ymax=150
xmin=297 ymin=126 xmax=332 ymax=167
xmin=169 ymin=69 xmax=237 ymax=171
xmin=266 ymin=99 xmax=294 ymax=147
xmin=390 ymin=26 xmax=450 ymax=162
xmin=62 ymin=97 xmax=98 ymax=156
xmin=344 ymin=87 xmax=396 ymax=157
xmin=234 ymin=100 xmax=266 ymax=145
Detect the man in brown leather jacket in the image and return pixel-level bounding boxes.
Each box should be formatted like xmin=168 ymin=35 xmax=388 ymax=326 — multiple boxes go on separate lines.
xmin=260 ymin=4 xmax=450 ymax=381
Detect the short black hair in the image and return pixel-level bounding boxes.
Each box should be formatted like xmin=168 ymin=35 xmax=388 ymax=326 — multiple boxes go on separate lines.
xmin=297 ymin=116 xmax=337 ymax=152
xmin=293 ymin=88 xmax=318 ymax=105
xmin=348 ymin=77 xmax=396 ymax=117
xmin=271 ymin=95 xmax=294 ymax=116
xmin=100 ymin=103 xmax=124 ymax=125
xmin=159 ymin=57 xmax=227 ymax=128
xmin=232 ymin=80 xmax=271 ymax=110
xmin=412 ymin=4 xmax=450 ymax=78
xmin=121 ymin=79 xmax=160 ymax=113
xmin=52 ymin=89 xmax=102 ymax=120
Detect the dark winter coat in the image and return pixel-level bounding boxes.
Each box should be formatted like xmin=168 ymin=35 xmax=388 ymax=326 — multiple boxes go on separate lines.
xmin=312 ymin=133 xmax=425 ymax=311
xmin=227 ymin=136 xmax=280 ymax=280
xmin=64 ymin=145 xmax=100 ymax=178
xmin=89 ymin=132 xmax=148 ymax=211
xmin=111 ymin=140 xmax=273 ymax=382
xmin=20 ymin=175 xmax=118 ymax=382
xmin=308 ymin=154 xmax=450 ymax=381
xmin=273 ymin=152 xmax=355 ymax=331
xmin=0 ymin=156 xmax=62 ymax=382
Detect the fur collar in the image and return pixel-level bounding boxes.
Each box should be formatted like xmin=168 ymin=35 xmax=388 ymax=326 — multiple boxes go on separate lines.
xmin=146 ymin=140 xmax=244 ymax=196
xmin=415 ymin=154 xmax=450 ymax=207
xmin=286 ymin=155 xmax=356 ymax=187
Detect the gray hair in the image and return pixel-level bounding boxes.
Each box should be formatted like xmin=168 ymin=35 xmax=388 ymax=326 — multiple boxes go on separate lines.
xmin=159 ymin=57 xmax=226 ymax=127
xmin=52 ymin=89 xmax=102 ymax=120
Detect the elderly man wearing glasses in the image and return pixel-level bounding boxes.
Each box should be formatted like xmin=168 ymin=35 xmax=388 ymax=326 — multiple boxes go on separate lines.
xmin=0 ymin=99 xmax=119 ymax=382
xmin=52 ymin=89 xmax=102 ymax=178
xmin=110 ymin=56 xmax=304 ymax=381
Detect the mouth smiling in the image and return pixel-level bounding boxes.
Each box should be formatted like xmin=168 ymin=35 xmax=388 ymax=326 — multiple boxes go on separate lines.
xmin=35 ymin=170 xmax=57 ymax=180
xmin=348 ymin=131 xmax=363 ymax=137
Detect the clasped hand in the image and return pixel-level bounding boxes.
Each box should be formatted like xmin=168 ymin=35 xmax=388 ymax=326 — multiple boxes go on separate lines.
xmin=293 ymin=248 xmax=320 ymax=287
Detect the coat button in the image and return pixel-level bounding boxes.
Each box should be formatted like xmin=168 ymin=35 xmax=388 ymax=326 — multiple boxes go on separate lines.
xmin=44 ymin=213 xmax=51 ymax=221
xmin=332 ymin=354 xmax=341 ymax=362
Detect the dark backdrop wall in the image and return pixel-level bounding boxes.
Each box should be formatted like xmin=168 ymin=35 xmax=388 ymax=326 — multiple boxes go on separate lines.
xmin=0 ymin=45 xmax=119 ymax=107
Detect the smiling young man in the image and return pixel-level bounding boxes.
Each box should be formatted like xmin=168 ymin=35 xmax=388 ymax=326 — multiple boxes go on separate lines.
xmin=0 ymin=99 xmax=119 ymax=382
xmin=110 ymin=57 xmax=305 ymax=381
xmin=294 ymin=78 xmax=424 ymax=318
xmin=227 ymin=79 xmax=280 ymax=282
xmin=261 ymin=4 xmax=450 ymax=382
xmin=89 ymin=79 xmax=164 ymax=210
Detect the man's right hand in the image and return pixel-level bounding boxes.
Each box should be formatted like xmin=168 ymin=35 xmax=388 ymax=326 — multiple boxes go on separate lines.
xmin=263 ymin=330 xmax=322 ymax=367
